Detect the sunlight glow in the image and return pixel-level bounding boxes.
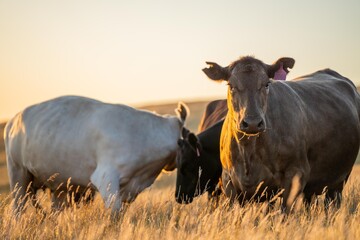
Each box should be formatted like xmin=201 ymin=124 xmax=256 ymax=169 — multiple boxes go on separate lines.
xmin=0 ymin=0 xmax=359 ymax=120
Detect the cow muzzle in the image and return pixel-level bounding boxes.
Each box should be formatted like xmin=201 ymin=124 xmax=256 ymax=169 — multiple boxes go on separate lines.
xmin=239 ymin=117 xmax=265 ymax=135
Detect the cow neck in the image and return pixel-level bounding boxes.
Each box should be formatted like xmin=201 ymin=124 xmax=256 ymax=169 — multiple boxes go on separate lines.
xmin=223 ymin=102 xmax=263 ymax=175
xmin=197 ymin=120 xmax=223 ymax=176
xmin=198 ymin=119 xmax=223 ymax=152
xmin=235 ymin=132 xmax=258 ymax=176
xmin=226 ymin=111 xmax=261 ymax=177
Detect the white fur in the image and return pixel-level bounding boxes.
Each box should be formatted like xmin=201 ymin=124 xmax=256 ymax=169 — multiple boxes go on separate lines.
xmin=4 ymin=96 xmax=186 ymax=215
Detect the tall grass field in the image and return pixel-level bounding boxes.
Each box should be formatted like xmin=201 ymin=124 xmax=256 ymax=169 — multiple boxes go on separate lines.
xmin=0 ymin=101 xmax=359 ymax=239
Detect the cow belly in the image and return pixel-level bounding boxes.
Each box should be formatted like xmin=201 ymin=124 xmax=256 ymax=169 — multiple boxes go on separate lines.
xmin=32 ymin=165 xmax=95 ymax=189
xmin=27 ymin=158 xmax=96 ymax=190
xmin=19 ymin=140 xmax=97 ymax=190
xmin=306 ymin=164 xmax=354 ymax=195
xmin=306 ymin=128 xmax=359 ymax=193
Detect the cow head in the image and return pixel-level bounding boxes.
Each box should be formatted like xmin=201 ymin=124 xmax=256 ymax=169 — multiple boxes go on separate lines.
xmin=175 ymin=127 xmax=203 ymax=204
xmin=203 ymin=56 xmax=295 ymax=137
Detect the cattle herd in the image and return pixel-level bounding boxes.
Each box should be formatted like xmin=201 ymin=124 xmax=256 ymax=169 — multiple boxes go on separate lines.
xmin=4 ymin=56 xmax=360 ymax=218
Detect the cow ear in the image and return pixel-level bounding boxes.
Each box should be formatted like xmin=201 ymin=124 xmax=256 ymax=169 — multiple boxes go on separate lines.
xmin=188 ymin=133 xmax=198 ymax=146
xmin=188 ymin=133 xmax=202 ymax=154
xmin=202 ymin=62 xmax=230 ymax=81
xmin=267 ymin=57 xmax=295 ymax=80
xmin=182 ymin=127 xmax=190 ymax=139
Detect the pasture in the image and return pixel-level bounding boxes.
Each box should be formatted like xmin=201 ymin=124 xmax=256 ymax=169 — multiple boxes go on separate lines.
xmin=0 ymin=101 xmax=360 ymax=239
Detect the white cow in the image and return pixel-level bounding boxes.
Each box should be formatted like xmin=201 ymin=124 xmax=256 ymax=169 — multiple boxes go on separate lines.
xmin=4 ymin=95 xmax=188 ymax=216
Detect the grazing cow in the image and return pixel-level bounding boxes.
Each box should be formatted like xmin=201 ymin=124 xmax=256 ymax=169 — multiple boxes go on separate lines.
xmin=203 ymin=56 xmax=360 ymax=212
xmin=175 ymin=99 xmax=227 ymax=204
xmin=4 ymin=95 xmax=188 ymax=216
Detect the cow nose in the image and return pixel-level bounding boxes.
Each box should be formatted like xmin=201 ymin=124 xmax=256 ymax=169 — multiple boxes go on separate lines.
xmin=240 ymin=118 xmax=264 ymax=134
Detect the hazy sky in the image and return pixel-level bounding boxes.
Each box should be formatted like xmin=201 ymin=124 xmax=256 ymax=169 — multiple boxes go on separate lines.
xmin=1 ymin=0 xmax=359 ymax=120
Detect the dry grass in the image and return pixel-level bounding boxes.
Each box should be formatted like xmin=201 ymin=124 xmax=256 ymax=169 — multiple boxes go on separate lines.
xmin=0 ymin=101 xmax=360 ymax=239
xmin=0 ymin=170 xmax=359 ymax=240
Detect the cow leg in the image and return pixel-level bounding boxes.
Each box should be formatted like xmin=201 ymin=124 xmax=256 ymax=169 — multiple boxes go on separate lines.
xmin=302 ymin=192 xmax=321 ymax=215
xmin=90 ymin=165 xmax=122 ymax=217
xmin=303 ymin=193 xmax=313 ymax=206
xmin=52 ymin=188 xmax=70 ymax=210
xmin=324 ymin=190 xmax=342 ymax=210
xmin=282 ymin=169 xmax=308 ymax=214
xmin=326 ymin=173 xmax=350 ymax=210
xmin=221 ymin=172 xmax=240 ymax=207
xmin=51 ymin=185 xmax=95 ymax=210
xmin=73 ymin=187 xmax=95 ymax=205
xmin=207 ymin=186 xmax=222 ymax=209
xmin=303 ymin=193 xmax=314 ymax=209
xmin=8 ymin=165 xmax=36 ymax=216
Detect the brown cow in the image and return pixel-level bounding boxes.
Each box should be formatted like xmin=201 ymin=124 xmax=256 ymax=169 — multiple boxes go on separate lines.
xmin=203 ymin=56 xmax=360 ymax=212
xmin=197 ymin=99 xmax=227 ymax=132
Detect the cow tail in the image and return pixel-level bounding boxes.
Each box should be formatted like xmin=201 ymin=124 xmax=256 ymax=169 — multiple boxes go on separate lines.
xmin=175 ymin=102 xmax=189 ymax=126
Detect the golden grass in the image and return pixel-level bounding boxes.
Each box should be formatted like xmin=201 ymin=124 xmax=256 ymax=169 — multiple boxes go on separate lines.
xmin=0 ymin=169 xmax=359 ymax=240
xmin=1 ymin=102 xmax=360 ymax=239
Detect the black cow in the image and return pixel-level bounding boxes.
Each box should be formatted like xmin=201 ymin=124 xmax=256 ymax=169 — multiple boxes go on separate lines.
xmin=175 ymin=100 xmax=227 ymax=204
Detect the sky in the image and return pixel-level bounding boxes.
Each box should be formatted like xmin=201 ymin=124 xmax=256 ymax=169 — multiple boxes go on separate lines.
xmin=0 ymin=0 xmax=359 ymax=121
